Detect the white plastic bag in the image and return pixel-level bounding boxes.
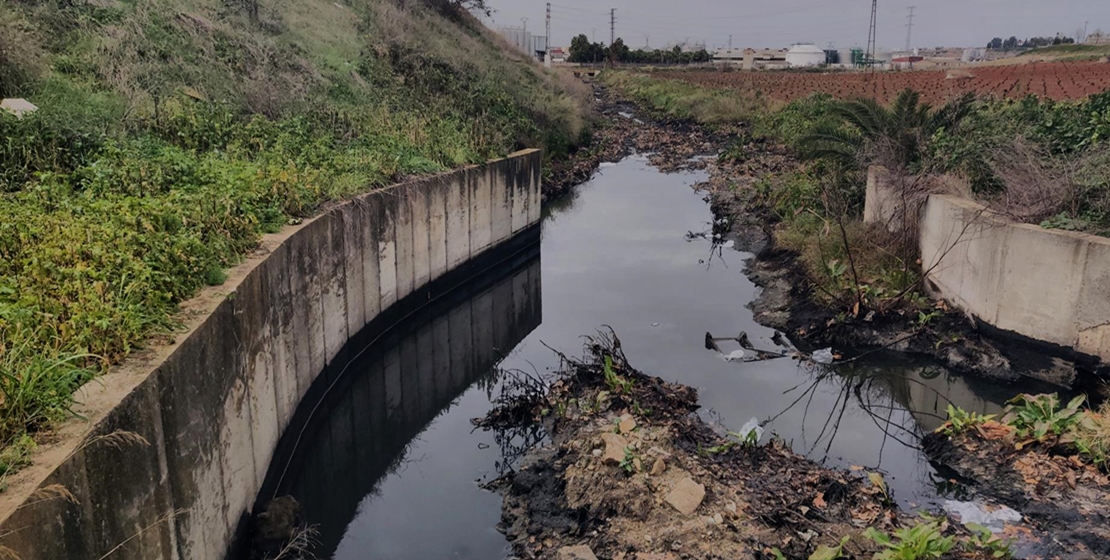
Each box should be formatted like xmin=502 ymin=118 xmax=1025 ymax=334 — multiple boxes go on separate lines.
xmin=811 ymin=348 xmax=835 ymax=364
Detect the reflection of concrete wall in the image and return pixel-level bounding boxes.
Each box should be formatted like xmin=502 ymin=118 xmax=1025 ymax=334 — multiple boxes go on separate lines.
xmin=279 ymin=257 xmax=542 ymax=556
xmin=900 ymin=368 xmax=1007 ymax=434
xmin=0 ymin=150 xmax=543 ymax=560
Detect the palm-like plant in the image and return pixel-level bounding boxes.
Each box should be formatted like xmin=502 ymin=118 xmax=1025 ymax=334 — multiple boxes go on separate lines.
xmin=798 ymin=89 xmax=977 ymax=171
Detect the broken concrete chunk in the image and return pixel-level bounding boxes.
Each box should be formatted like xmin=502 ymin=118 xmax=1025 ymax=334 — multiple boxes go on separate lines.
xmin=558 ymin=545 xmax=599 ymax=560
xmin=1 ymin=99 xmax=38 ymax=119
xmin=650 ymin=457 xmax=666 ymax=475
xmin=664 ymin=477 xmax=705 ymax=515
xmin=600 ymin=432 xmax=628 ymax=466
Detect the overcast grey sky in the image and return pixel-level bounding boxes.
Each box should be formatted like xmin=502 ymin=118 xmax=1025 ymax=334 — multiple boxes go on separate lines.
xmin=482 ymin=0 xmax=1110 ymax=51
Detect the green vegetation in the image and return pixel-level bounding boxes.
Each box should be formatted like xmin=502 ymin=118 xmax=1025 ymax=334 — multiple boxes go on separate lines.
xmin=569 ymin=35 xmax=712 ymax=65
xmin=0 ymin=0 xmax=588 ymax=456
xmin=942 ymin=394 xmax=1110 ymax=471
xmin=602 ymin=71 xmax=766 ymax=124
xmin=1003 ymin=393 xmax=1087 ymax=442
xmin=864 ymin=521 xmax=956 ymax=560
xmin=935 ymin=405 xmax=997 ymax=437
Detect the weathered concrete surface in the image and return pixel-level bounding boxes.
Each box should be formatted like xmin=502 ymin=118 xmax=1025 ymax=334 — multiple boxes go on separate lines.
xmin=909 ymin=190 xmax=1110 ymax=362
xmin=0 ymin=150 xmax=542 ymax=560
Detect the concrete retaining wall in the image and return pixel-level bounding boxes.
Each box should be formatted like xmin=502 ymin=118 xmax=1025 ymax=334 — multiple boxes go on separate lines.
xmin=865 ymin=166 xmax=1110 ymax=362
xmin=0 ymin=150 xmax=543 ymax=560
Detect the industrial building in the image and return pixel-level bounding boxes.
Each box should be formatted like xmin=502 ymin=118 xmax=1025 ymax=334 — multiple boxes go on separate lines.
xmin=498 ymin=27 xmax=549 ymax=62
xmin=784 ymin=43 xmax=826 ymax=67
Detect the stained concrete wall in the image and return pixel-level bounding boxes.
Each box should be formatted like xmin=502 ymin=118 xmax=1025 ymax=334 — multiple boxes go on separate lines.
xmin=864 ymin=167 xmax=1110 ymax=363
xmin=0 ymin=150 xmax=543 ymax=560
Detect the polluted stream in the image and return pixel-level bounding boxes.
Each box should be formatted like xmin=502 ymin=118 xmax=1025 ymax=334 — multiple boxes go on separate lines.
xmin=256 ymin=155 xmax=1026 ymax=559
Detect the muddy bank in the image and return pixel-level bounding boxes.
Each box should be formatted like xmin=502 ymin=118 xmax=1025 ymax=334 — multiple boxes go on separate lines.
xmin=480 ymin=333 xmax=1010 ymax=560
xmin=923 ymin=425 xmax=1110 ymax=557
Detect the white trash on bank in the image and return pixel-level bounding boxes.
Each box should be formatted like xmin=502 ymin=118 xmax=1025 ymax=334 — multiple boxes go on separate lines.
xmin=811 ymin=348 xmax=835 ymax=364
xmin=944 ymin=500 xmax=1023 ymax=532
xmin=736 ymin=417 xmax=764 ymax=443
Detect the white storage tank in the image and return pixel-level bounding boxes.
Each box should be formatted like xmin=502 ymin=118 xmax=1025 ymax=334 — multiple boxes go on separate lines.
xmin=785 ymin=43 xmax=826 ymax=68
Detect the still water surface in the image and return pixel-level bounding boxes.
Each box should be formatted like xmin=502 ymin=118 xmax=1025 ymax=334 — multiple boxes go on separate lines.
xmin=272 ymin=156 xmax=1021 ymax=559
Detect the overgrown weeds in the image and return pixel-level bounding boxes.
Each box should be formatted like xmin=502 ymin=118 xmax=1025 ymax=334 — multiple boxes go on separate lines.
xmin=601 ymin=71 xmax=767 ymax=125
xmin=0 ymin=0 xmax=590 ymax=461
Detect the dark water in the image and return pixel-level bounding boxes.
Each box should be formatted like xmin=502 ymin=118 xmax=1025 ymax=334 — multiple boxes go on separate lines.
xmin=264 ymin=156 xmax=1025 ymax=559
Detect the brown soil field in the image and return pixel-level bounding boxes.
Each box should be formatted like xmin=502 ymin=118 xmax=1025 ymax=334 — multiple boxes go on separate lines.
xmin=653 ymin=61 xmax=1110 ymax=104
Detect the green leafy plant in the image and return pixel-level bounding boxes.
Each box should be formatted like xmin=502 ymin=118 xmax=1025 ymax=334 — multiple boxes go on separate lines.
xmin=936 ymin=404 xmax=997 ymax=437
xmin=965 ymin=523 xmax=1013 ymax=559
xmin=602 ymin=355 xmax=634 ymax=395
xmin=619 ymin=447 xmax=639 ymax=474
xmin=809 ymin=536 xmax=850 ymax=560
xmin=1003 ymin=393 xmax=1086 ymax=442
xmin=864 ymin=520 xmax=955 ymax=560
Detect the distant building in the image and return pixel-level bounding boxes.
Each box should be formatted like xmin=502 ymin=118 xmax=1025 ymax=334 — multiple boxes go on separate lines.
xmin=741 ymin=47 xmax=788 ymax=70
xmin=711 ymin=47 xmax=745 ymax=66
xmin=784 ymin=43 xmax=825 ymax=68
xmin=498 ymin=27 xmax=531 ymax=54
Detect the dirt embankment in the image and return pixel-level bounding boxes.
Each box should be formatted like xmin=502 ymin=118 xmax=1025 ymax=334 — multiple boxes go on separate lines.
xmin=480 ymin=333 xmax=1008 ymax=560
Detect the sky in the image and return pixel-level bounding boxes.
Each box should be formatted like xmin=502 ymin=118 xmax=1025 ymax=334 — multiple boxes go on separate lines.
xmin=481 ymin=0 xmax=1110 ymax=51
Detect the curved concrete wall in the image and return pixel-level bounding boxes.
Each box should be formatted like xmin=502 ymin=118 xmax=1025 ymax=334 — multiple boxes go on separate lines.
xmin=0 ymin=150 xmax=543 ymax=560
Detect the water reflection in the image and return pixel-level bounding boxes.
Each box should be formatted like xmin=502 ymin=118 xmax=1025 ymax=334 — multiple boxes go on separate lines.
xmin=258 ymin=252 xmax=542 ymax=558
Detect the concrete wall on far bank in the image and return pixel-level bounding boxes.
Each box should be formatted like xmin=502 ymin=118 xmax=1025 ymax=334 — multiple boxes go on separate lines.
xmin=865 ymin=166 xmax=1110 ymax=362
xmin=0 ymin=150 xmax=543 ymax=560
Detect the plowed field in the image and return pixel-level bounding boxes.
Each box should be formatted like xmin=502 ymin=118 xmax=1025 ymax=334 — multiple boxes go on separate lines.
xmin=653 ymin=61 xmax=1110 ymax=103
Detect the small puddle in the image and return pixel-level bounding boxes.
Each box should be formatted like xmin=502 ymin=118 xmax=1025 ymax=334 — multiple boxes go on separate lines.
xmin=256 ymin=156 xmax=1034 ymax=559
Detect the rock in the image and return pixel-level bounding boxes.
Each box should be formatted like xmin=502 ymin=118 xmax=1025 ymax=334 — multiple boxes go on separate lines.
xmin=619 ymin=416 xmax=637 ymax=434
xmin=713 ymin=513 xmax=724 ymax=525
xmin=637 ymin=554 xmax=676 ymax=560
xmin=650 ymin=457 xmax=666 ymax=475
xmin=633 ymin=457 xmax=643 ymax=472
xmin=558 ymin=545 xmax=599 ymax=560
xmin=600 ymin=432 xmax=628 ymax=466
xmin=665 ymin=477 xmax=705 ymax=516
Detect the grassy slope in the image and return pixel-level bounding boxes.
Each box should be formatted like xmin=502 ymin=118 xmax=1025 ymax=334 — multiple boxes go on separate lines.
xmin=0 ymin=0 xmax=589 ymax=460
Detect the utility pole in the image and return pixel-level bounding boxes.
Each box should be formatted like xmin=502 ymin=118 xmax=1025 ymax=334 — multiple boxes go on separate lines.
xmin=866 ymin=0 xmax=878 ymax=74
xmin=904 ymin=6 xmax=916 ymax=52
xmin=610 ymin=8 xmax=615 ymax=46
xmin=545 ymin=3 xmax=551 ymax=67
xmin=521 ymin=17 xmax=528 ymax=32
xmin=728 ymin=34 xmax=733 ymax=50
xmin=1083 ymin=20 xmax=1089 ymax=42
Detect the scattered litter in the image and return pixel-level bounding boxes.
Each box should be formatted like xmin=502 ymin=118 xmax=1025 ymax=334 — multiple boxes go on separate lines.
xmin=651 ymin=322 xmax=661 ymax=327
xmin=944 ymin=500 xmax=1023 ymax=532
xmin=736 ymin=417 xmax=764 ymax=443
xmin=723 ymin=349 xmax=746 ymax=362
xmin=811 ymin=348 xmax=835 ymax=364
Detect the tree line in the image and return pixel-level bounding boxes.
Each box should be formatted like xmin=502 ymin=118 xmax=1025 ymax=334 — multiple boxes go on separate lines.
xmin=568 ymin=35 xmax=712 ymax=64
xmin=986 ymin=35 xmax=1077 ymax=50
